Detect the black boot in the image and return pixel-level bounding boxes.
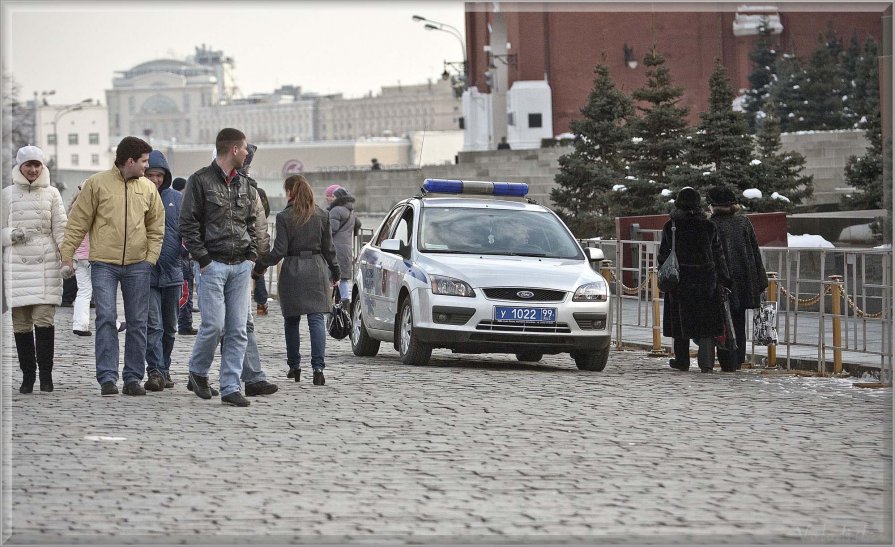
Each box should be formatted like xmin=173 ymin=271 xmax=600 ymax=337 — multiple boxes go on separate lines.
xmin=14 ymin=331 xmax=36 ymax=394
xmin=34 ymin=326 xmax=55 ymax=392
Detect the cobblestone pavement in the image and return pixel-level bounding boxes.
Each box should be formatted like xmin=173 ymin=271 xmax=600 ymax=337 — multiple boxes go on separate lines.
xmin=2 ymin=302 xmax=892 ymax=544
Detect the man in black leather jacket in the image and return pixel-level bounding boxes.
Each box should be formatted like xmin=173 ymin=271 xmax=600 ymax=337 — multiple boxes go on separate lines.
xmin=179 ymin=128 xmax=257 ymax=407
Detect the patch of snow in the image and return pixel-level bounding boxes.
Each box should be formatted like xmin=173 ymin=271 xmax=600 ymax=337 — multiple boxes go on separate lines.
xmin=792 ymin=85 xmax=800 ymax=90
xmin=631 ymin=137 xmax=643 ymax=144
xmin=788 ymin=233 xmax=834 ymax=248
xmin=743 ymin=188 xmax=763 ymax=199
xmin=625 ymin=175 xmax=636 ymax=180
xmin=874 ymin=243 xmax=892 ymax=249
xmin=756 ymin=111 xmax=767 ymax=119
xmin=612 ymin=184 xmax=627 ymax=192
xmin=661 ymin=188 xmax=673 ymax=197
xmin=702 ymin=171 xmax=712 ymax=176
xmin=770 ymin=192 xmax=791 ymax=202
xmin=555 ymin=132 xmax=575 ymax=140
xmin=750 ymin=159 xmax=762 ymax=166
xmin=841 ymin=95 xmax=848 ymax=101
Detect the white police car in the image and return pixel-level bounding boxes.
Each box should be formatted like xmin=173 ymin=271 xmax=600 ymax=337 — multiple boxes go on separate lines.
xmin=350 ymin=179 xmax=612 ymax=371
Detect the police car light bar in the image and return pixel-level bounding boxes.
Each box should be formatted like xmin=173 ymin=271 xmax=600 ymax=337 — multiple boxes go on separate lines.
xmin=423 ymin=178 xmax=529 ymax=197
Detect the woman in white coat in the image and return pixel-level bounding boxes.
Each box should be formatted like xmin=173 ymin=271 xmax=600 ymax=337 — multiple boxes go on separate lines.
xmin=1 ymin=146 xmax=67 ymax=393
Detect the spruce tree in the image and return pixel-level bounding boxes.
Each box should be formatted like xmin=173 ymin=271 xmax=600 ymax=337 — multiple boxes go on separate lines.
xmin=550 ymin=65 xmax=633 ymax=237
xmin=685 ymin=59 xmax=755 ymax=193
xmin=746 ymin=101 xmax=814 ymax=212
xmin=840 ymin=33 xmax=863 ymax=126
xmin=615 ymin=47 xmax=690 ymax=217
xmin=851 ymin=36 xmax=880 ymax=126
xmin=769 ymin=53 xmax=808 ymax=132
xmin=743 ymin=19 xmax=779 ymax=133
xmin=791 ymin=25 xmax=850 ymax=130
xmin=840 ymin=34 xmax=882 ymax=213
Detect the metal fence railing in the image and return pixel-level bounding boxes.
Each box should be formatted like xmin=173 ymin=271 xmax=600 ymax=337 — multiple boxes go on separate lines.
xmin=581 ymin=238 xmax=892 ymax=380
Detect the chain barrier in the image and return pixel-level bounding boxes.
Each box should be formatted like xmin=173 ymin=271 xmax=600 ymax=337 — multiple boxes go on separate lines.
xmin=845 ymin=295 xmax=885 ymax=318
xmin=603 ymin=269 xmax=649 ymax=295
xmin=778 ymin=285 xmax=830 ymax=307
xmin=777 ymin=285 xmax=883 ymax=318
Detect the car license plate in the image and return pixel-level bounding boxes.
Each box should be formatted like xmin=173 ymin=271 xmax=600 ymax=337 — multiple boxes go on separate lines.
xmin=494 ymin=306 xmax=557 ymax=323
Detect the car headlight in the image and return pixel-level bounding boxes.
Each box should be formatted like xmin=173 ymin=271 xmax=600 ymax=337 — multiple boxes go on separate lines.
xmin=430 ymin=275 xmax=476 ymax=297
xmin=573 ymin=279 xmax=608 ymax=302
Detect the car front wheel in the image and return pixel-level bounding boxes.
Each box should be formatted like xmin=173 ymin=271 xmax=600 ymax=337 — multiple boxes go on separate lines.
xmin=350 ymin=299 xmax=380 ymax=357
xmin=398 ymin=298 xmax=432 ymax=366
xmin=572 ymin=348 xmax=609 ymax=371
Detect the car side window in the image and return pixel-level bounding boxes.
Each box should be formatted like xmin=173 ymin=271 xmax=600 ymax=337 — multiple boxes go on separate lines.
xmin=372 ymin=205 xmax=405 ymax=247
xmin=393 ymin=208 xmax=414 ymax=246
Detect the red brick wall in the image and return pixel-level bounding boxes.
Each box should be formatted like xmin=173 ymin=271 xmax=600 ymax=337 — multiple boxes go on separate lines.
xmin=465 ymin=5 xmax=886 ymax=134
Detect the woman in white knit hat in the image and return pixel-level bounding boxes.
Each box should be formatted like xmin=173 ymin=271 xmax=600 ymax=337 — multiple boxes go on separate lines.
xmin=1 ymin=145 xmax=68 ymax=393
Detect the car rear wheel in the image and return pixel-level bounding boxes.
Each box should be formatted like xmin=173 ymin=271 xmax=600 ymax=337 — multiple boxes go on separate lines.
xmin=350 ymin=299 xmax=380 ymax=357
xmin=398 ymin=298 xmax=432 ymax=366
xmin=515 ymin=352 xmax=543 ymax=362
xmin=572 ymin=348 xmax=609 ymax=371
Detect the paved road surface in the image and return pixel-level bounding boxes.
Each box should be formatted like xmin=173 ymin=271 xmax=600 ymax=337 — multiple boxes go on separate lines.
xmin=3 ymin=302 xmax=892 ymax=544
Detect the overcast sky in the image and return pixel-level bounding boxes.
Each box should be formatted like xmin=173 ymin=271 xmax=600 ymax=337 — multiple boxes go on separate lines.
xmin=3 ymin=0 xmax=466 ymax=105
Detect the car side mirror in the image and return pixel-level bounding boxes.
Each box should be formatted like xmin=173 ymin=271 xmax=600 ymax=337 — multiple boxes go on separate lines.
xmin=381 ymin=238 xmax=410 ymax=259
xmin=586 ymin=247 xmax=605 ymax=262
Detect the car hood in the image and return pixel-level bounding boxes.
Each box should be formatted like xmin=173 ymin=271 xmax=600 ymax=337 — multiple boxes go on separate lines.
xmin=415 ymin=253 xmax=600 ymax=289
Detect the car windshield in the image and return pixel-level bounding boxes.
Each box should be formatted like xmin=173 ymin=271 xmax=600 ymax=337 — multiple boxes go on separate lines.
xmin=419 ymin=206 xmax=583 ymax=259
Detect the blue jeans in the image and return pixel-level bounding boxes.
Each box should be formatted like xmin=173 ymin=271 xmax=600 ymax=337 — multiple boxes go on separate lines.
xmin=284 ymin=313 xmax=326 ymax=372
xmin=188 ymin=260 xmax=252 ymax=397
xmin=240 ymin=302 xmax=268 ymax=384
xmin=91 ymin=261 xmax=152 ymax=385
xmin=146 ymin=285 xmax=180 ymax=376
xmin=253 ymin=276 xmax=268 ymax=306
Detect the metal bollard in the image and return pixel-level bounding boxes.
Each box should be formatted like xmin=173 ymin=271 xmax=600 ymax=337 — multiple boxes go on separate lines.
xmin=827 ymin=275 xmax=844 ymax=374
xmin=600 ymin=259 xmax=613 ymax=282
xmin=648 ymin=267 xmax=666 ymax=356
xmin=766 ymin=272 xmax=778 ymax=369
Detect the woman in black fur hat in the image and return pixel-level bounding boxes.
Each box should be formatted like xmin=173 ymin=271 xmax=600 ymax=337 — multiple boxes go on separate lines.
xmin=707 ymin=185 xmax=768 ymax=370
xmin=658 ymin=187 xmax=732 ymax=372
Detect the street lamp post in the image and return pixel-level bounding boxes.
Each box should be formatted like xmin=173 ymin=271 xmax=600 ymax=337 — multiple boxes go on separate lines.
xmin=51 ymin=101 xmax=91 ymax=190
xmin=413 ymin=14 xmax=467 ymax=89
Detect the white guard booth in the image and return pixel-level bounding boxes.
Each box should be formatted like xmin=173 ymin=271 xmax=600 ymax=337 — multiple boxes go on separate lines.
xmin=506 ymin=80 xmax=553 ymax=150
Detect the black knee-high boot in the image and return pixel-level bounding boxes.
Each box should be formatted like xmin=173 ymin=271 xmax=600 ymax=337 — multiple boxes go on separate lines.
xmin=34 ymin=326 xmax=55 ymax=392
xmin=14 ymin=331 xmax=36 ymax=394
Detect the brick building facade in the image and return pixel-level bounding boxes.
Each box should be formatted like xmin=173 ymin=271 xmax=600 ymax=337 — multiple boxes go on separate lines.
xmin=463 ymin=2 xmax=888 ymax=135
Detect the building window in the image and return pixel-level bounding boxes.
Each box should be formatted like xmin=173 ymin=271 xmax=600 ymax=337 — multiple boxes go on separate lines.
xmin=128 ymin=96 xmax=135 ymax=114
xmin=507 ymin=112 xmax=515 ymax=126
xmin=528 ymin=113 xmax=543 ymax=128
xmin=47 ymin=134 xmax=57 ymax=145
xmin=183 ymin=93 xmax=190 ymax=112
xmin=68 ymin=133 xmax=79 ymax=145
xmin=89 ymin=133 xmax=99 ymax=145
xmin=71 ymin=154 xmax=79 ymax=166
xmin=91 ymin=154 xmax=100 ymax=166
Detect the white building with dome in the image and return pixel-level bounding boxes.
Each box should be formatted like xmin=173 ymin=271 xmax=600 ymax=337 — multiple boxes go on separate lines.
xmin=106 ymin=50 xmax=226 ymax=144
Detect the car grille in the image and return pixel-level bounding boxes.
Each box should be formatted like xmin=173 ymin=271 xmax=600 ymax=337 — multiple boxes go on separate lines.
xmin=475 ymin=320 xmax=572 ymax=333
xmin=482 ymin=288 xmax=567 ymax=302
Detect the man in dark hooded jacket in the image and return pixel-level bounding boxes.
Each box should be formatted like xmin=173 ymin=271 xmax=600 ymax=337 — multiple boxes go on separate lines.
xmin=144 ymin=150 xmax=183 ymax=391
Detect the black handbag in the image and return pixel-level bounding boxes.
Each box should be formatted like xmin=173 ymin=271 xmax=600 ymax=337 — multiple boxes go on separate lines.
xmin=327 ymin=287 xmax=352 ymax=340
xmin=657 ymin=222 xmax=680 ymax=293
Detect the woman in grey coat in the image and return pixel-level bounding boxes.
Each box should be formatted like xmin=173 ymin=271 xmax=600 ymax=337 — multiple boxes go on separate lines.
xmin=326 ymin=186 xmax=360 ymax=305
xmin=254 ymin=175 xmax=340 ymax=385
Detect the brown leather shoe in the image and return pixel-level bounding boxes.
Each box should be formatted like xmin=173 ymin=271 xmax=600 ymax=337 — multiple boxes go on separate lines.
xmin=256 ymin=304 xmax=268 ymax=316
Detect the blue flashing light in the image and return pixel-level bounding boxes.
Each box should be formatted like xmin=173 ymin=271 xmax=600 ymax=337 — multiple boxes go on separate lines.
xmin=423 ymin=178 xmax=529 ymax=197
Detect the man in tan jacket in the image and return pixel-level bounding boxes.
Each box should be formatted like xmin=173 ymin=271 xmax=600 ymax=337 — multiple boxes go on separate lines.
xmin=61 ymin=136 xmax=165 ymax=397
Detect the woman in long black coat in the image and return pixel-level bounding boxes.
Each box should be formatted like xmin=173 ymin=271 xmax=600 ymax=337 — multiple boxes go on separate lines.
xmin=658 ymin=187 xmax=732 ymax=372
xmin=254 ymin=175 xmax=340 ymax=386
xmin=707 ymin=185 xmax=768 ymax=370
